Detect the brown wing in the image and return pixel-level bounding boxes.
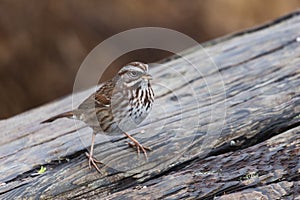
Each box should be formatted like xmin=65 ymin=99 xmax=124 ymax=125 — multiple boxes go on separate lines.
xmin=78 ymin=79 xmax=115 ymax=109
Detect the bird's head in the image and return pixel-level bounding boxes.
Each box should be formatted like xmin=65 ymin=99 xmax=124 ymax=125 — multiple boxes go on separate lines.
xmin=118 ymin=62 xmax=152 ymax=88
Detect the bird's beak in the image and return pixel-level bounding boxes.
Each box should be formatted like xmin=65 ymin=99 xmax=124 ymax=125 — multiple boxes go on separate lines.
xmin=142 ymin=73 xmax=152 ymax=80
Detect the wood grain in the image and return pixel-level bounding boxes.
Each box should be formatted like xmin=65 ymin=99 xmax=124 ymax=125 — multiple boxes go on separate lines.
xmin=0 ymin=11 xmax=300 ymax=199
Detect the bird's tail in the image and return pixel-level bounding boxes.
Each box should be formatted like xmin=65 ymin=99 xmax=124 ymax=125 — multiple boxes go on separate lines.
xmin=41 ymin=111 xmax=74 ymax=123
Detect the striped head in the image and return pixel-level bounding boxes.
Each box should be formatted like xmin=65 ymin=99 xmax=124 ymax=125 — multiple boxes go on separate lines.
xmin=118 ymin=62 xmax=152 ymax=88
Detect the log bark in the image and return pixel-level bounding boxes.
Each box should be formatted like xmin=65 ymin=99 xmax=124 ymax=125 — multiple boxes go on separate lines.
xmin=1 ymin=11 xmax=300 ymax=199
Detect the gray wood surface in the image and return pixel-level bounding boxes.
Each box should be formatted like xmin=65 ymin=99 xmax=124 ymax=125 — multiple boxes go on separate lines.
xmin=1 ymin=11 xmax=300 ymax=199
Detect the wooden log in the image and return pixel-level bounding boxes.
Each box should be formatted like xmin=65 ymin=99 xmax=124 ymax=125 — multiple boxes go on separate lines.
xmin=105 ymin=125 xmax=300 ymax=199
xmin=1 ymin=11 xmax=300 ymax=199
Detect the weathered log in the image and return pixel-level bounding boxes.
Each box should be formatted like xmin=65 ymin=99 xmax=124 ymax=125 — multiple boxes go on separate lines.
xmin=1 ymin=11 xmax=300 ymax=199
xmin=105 ymin=125 xmax=300 ymax=199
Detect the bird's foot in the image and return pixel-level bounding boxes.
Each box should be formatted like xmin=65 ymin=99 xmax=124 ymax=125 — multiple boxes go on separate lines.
xmin=85 ymin=152 xmax=102 ymax=173
xmin=128 ymin=141 xmax=151 ymax=160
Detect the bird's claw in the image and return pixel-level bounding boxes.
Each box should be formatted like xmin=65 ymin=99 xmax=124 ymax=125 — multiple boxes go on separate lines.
xmin=127 ymin=141 xmax=151 ymax=160
xmin=85 ymin=152 xmax=102 ymax=173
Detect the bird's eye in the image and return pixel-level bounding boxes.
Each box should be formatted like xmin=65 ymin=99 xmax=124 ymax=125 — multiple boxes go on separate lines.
xmin=129 ymin=71 xmax=138 ymax=77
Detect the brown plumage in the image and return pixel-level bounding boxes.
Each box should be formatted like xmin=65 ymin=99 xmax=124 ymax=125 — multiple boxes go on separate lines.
xmin=42 ymin=62 xmax=154 ymax=172
xmin=41 ymin=111 xmax=74 ymax=123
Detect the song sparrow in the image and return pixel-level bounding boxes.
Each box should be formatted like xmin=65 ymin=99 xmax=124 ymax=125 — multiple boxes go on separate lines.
xmin=42 ymin=62 xmax=154 ymax=172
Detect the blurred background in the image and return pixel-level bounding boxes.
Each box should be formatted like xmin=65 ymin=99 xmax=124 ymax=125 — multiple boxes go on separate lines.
xmin=0 ymin=0 xmax=299 ymax=119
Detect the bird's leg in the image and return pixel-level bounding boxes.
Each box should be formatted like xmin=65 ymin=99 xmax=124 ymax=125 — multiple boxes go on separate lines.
xmin=124 ymin=132 xmax=151 ymax=160
xmin=85 ymin=133 xmax=102 ymax=173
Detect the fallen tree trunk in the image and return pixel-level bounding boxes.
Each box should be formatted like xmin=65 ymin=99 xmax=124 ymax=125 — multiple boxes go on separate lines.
xmin=1 ymin=11 xmax=300 ymax=199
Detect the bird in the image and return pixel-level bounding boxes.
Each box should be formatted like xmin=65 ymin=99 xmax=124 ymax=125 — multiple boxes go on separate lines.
xmin=42 ymin=62 xmax=154 ymax=172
